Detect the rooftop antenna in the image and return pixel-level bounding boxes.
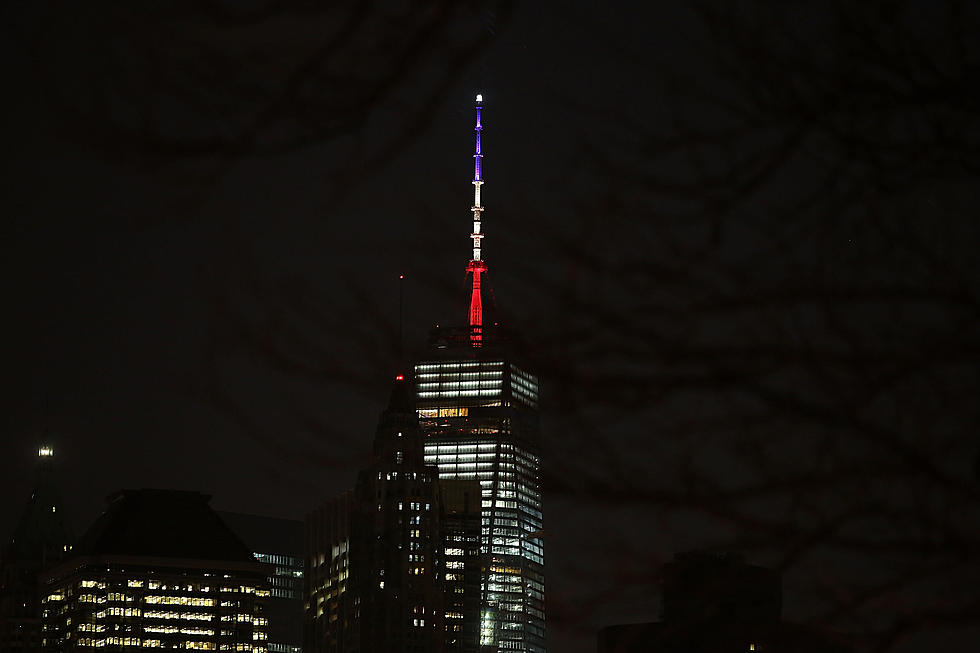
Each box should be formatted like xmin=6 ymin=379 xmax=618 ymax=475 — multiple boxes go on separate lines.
xmin=40 ymin=392 xmax=52 ymax=457
xmin=466 ymin=93 xmax=488 ymax=345
xmin=396 ymin=274 xmax=405 ymax=380
xmin=398 ymin=274 xmax=405 ymax=359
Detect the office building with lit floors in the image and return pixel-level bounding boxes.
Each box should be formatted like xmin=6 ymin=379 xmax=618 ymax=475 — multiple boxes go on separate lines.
xmin=415 ymin=95 xmax=546 ymax=652
xmin=38 ymin=489 xmax=270 ymax=651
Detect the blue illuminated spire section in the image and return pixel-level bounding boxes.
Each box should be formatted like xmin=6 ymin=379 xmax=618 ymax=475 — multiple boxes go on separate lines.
xmin=466 ymin=94 xmax=488 ymax=340
xmin=470 ymin=93 xmax=485 ymax=262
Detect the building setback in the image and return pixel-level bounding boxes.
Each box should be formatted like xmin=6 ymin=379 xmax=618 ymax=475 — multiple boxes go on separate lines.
xmin=39 ymin=489 xmax=270 ymax=651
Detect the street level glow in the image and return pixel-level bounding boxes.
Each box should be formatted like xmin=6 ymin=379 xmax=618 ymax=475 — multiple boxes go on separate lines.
xmin=39 ymin=446 xmax=54 ymax=457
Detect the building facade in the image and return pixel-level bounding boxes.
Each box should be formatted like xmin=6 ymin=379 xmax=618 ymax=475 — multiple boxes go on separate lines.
xmin=415 ymin=96 xmax=546 ymax=653
xmin=38 ymin=489 xmax=270 ymax=651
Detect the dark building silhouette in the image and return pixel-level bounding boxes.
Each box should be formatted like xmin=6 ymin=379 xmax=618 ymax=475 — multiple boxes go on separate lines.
xmin=597 ymin=552 xmax=852 ymax=653
xmin=416 ymin=327 xmax=544 ymax=653
xmin=305 ymin=377 xmax=451 ymax=653
xmin=438 ymin=480 xmax=482 ymax=653
xmin=305 ymin=492 xmax=355 ymax=652
xmin=219 ymin=511 xmax=304 ymax=653
xmin=662 ymin=551 xmax=781 ymax=626
xmin=0 ymin=446 xmax=74 ymax=652
xmin=39 ymin=489 xmax=270 ymax=651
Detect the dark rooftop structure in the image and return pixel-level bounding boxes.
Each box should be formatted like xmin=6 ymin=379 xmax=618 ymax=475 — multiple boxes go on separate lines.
xmin=73 ymin=489 xmax=254 ymax=561
xmin=597 ymin=552 xmax=851 ymax=653
xmin=218 ymin=512 xmax=304 ymax=558
xmin=662 ymin=551 xmax=781 ymax=625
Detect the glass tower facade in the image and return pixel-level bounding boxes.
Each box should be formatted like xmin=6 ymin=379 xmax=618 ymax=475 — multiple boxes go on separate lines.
xmin=416 ymin=327 xmax=545 ymax=653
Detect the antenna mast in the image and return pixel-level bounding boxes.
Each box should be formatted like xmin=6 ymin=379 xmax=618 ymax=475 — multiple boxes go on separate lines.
xmin=466 ymin=94 xmax=488 ymax=344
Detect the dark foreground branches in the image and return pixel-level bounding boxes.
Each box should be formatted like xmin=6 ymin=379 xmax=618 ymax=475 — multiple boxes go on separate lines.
xmin=19 ymin=1 xmax=976 ymax=650
xmin=529 ymin=2 xmax=980 ymax=649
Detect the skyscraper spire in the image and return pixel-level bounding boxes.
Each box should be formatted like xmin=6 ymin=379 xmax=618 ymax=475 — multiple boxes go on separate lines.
xmin=466 ymin=94 xmax=489 ymax=343
xmin=413 ymin=93 xmax=547 ymax=652
xmin=470 ymin=93 xmax=484 ymax=263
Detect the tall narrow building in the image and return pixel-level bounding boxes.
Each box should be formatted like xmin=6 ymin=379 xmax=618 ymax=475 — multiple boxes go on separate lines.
xmin=352 ymin=377 xmax=444 ymax=652
xmin=305 ymin=377 xmax=446 ymax=653
xmin=0 ymin=445 xmax=74 ymax=652
xmin=416 ymin=95 xmax=546 ymax=653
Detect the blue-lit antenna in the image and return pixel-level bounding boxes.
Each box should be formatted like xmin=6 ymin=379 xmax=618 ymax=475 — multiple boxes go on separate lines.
xmin=466 ymin=94 xmax=489 ymax=338
xmin=471 ymin=94 xmax=485 ymax=262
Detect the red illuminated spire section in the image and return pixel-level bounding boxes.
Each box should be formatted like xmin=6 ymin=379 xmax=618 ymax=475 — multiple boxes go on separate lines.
xmin=467 ymin=259 xmax=487 ymax=326
xmin=467 ymin=94 xmax=487 ymax=344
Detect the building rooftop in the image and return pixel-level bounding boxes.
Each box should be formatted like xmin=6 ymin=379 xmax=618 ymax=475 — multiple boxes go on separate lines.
xmin=216 ymin=511 xmax=303 ymax=555
xmin=71 ymin=489 xmax=254 ymax=562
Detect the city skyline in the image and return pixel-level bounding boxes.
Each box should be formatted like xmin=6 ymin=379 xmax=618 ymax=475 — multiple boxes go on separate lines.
xmin=3 ymin=3 xmax=977 ymax=652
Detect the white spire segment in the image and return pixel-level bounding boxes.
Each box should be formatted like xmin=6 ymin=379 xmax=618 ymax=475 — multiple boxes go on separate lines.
xmin=470 ymin=94 xmax=484 ymax=263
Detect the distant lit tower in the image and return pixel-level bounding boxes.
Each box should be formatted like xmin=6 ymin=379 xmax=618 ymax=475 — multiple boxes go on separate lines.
xmin=0 ymin=445 xmax=74 ymax=652
xmin=416 ymin=95 xmax=546 ymax=653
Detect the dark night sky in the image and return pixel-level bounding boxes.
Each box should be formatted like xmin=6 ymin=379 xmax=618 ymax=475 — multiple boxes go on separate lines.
xmin=3 ymin=2 xmax=978 ymax=651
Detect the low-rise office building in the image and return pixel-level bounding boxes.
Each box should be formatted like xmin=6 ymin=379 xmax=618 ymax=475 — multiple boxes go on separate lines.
xmin=39 ymin=489 xmax=270 ymax=651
